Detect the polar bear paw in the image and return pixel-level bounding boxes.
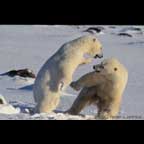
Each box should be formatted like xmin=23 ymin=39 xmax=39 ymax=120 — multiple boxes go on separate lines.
xmin=70 ymin=81 xmax=81 ymax=91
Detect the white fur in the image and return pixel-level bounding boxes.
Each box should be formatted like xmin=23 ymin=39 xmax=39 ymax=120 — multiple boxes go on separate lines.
xmin=0 ymin=94 xmax=20 ymax=114
xmin=33 ymin=35 xmax=102 ymax=113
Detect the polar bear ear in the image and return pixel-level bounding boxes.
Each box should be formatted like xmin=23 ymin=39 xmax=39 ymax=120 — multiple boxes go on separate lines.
xmin=114 ymin=67 xmax=118 ymax=71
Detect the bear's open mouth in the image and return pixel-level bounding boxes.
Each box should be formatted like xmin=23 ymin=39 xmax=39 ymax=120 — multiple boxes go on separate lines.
xmin=95 ymin=69 xmax=101 ymax=73
xmin=94 ymin=67 xmax=101 ymax=73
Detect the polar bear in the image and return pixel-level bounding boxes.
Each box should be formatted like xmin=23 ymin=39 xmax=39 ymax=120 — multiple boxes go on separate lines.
xmin=33 ymin=35 xmax=103 ymax=113
xmin=0 ymin=95 xmax=20 ymax=114
xmin=66 ymin=58 xmax=128 ymax=119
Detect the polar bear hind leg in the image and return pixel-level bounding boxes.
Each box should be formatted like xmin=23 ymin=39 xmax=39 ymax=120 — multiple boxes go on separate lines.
xmin=66 ymin=88 xmax=97 ymax=115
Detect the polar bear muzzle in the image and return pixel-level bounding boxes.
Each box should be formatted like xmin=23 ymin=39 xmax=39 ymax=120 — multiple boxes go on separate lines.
xmin=93 ymin=64 xmax=104 ymax=73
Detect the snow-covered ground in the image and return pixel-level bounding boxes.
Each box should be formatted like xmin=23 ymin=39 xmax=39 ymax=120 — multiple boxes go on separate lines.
xmin=0 ymin=25 xmax=144 ymax=120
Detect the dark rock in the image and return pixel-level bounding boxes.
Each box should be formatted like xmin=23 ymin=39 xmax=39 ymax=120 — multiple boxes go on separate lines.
xmin=131 ymin=27 xmax=142 ymax=31
xmin=83 ymin=26 xmax=104 ymax=34
xmin=0 ymin=69 xmax=36 ymax=78
xmin=117 ymin=33 xmax=133 ymax=37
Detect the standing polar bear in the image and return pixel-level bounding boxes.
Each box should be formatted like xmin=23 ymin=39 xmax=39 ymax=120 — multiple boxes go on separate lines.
xmin=33 ymin=35 xmax=103 ymax=113
xmin=67 ymin=58 xmax=128 ymax=119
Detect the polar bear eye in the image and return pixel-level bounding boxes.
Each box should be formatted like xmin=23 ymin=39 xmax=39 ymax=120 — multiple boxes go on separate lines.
xmin=93 ymin=38 xmax=96 ymax=42
xmin=114 ymin=67 xmax=118 ymax=71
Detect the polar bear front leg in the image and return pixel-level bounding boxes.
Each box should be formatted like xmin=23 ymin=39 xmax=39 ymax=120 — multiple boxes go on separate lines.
xmin=96 ymin=98 xmax=120 ymax=120
xmin=35 ymin=91 xmax=61 ymax=113
xmin=103 ymin=97 xmax=121 ymax=119
xmin=66 ymin=88 xmax=92 ymax=115
xmin=70 ymin=72 xmax=100 ymax=91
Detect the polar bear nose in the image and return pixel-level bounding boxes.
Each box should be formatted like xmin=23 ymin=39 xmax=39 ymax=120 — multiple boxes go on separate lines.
xmin=94 ymin=53 xmax=103 ymax=59
xmin=93 ymin=65 xmax=96 ymax=69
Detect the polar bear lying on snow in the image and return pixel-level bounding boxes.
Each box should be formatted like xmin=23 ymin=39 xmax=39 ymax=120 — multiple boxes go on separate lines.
xmin=33 ymin=35 xmax=103 ymax=113
xmin=66 ymin=58 xmax=128 ymax=119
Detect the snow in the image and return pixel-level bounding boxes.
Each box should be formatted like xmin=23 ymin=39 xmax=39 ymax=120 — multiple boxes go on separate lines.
xmin=0 ymin=25 xmax=144 ymax=120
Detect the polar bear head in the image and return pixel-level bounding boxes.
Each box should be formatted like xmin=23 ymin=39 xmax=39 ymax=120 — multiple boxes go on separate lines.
xmin=93 ymin=58 xmax=128 ymax=82
xmin=70 ymin=35 xmax=103 ymax=59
